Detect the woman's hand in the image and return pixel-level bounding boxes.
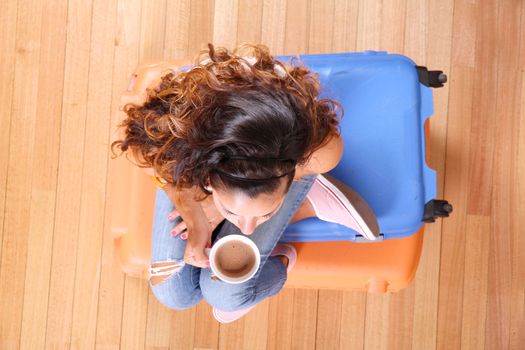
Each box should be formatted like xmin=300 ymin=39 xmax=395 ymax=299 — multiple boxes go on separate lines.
xmin=183 ymin=219 xmax=213 ymax=269
xmin=167 ymin=191 xmax=225 ymax=269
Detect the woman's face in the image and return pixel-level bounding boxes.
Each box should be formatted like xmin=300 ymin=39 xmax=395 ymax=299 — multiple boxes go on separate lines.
xmin=211 ymin=183 xmax=287 ymax=235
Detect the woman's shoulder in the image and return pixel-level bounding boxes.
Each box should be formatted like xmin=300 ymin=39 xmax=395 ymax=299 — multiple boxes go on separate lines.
xmin=296 ymin=133 xmax=343 ymax=177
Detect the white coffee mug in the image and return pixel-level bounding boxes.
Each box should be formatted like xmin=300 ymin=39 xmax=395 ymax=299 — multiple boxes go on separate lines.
xmin=205 ymin=234 xmax=261 ymax=284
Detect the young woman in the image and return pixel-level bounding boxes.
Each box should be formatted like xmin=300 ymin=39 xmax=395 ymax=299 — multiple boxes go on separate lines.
xmin=112 ymin=44 xmax=378 ymax=323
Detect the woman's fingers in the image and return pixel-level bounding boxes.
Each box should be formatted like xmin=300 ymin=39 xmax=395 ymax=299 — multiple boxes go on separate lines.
xmin=171 ymin=221 xmax=187 ymax=238
xmin=169 ymin=210 xmax=186 ymax=238
xmin=167 ymin=209 xmax=180 ymax=221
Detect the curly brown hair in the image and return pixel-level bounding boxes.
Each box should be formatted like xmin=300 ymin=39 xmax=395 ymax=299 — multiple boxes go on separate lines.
xmin=111 ymin=43 xmax=342 ymax=197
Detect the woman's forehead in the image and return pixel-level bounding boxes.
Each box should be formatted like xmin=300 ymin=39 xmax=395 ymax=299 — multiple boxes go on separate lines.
xmin=214 ymin=188 xmax=285 ymax=217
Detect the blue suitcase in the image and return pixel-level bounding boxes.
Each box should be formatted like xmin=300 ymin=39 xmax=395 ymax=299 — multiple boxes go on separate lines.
xmin=276 ymin=52 xmax=451 ymax=243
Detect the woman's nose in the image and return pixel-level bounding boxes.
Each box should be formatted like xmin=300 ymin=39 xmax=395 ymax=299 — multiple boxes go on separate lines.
xmin=239 ymin=217 xmax=257 ymax=235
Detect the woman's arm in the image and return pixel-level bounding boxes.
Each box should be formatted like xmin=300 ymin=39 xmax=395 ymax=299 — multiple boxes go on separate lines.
xmin=294 ymin=133 xmax=344 ymax=179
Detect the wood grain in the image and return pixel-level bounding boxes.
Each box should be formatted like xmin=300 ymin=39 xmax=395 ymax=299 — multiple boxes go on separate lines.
xmin=485 ymin=1 xmax=523 ymax=348
xmin=436 ymin=1 xmax=478 ymax=349
xmin=188 ymin=0 xmax=215 ymax=60
xmin=308 ymin=0 xmax=335 ymax=54
xmin=267 ymin=288 xmax=295 ymax=350
xmin=237 ymin=0 xmax=264 ymax=46
xmin=291 ymin=289 xmax=318 ymax=350
xmin=0 ymin=0 xmax=43 ymax=348
xmin=243 ymin=299 xmax=270 ymax=350
xmin=19 ymin=0 xmax=67 ymax=348
xmin=261 ymin=0 xmax=287 ymax=55
xmin=460 ymin=215 xmax=490 ymax=350
xmin=281 ymin=0 xmax=310 ymax=55
xmin=163 ymin=0 xmax=191 ymax=60
xmin=44 ymin=0 xmax=95 ymax=347
xmin=193 ymin=302 xmax=220 ymax=349
xmin=316 ymin=290 xmax=343 ymax=349
xmin=69 ymin=1 xmax=118 ymax=348
xmin=339 ymin=291 xmax=366 ymax=350
xmin=1 ymin=0 xmax=524 ymax=348
xmin=332 ymin=0 xmax=359 ymax=52
xmin=0 ymin=0 xmax=19 ymax=269
xmin=96 ymin=0 xmax=141 ymax=347
xmin=213 ymin=0 xmax=239 ymax=49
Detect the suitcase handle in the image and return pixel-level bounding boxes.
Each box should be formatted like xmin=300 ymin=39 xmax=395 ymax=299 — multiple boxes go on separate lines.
xmin=420 ymin=83 xmax=437 ymax=204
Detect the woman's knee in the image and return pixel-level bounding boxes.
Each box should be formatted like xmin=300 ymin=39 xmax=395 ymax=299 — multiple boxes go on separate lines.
xmin=200 ymin=273 xmax=256 ymax=311
xmin=149 ymin=262 xmax=202 ymax=310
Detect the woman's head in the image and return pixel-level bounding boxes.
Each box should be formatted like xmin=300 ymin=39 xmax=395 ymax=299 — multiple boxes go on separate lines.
xmin=111 ymin=43 xmax=341 ymax=204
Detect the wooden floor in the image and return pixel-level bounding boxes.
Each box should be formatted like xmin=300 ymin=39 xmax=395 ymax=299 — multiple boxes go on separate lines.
xmin=1 ymin=0 xmax=524 ymax=349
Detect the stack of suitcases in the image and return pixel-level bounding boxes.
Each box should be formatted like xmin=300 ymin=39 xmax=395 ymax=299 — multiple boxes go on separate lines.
xmin=109 ymin=51 xmax=452 ymax=293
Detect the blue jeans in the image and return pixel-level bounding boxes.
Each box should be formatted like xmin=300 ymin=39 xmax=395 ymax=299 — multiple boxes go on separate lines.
xmin=149 ymin=175 xmax=316 ymax=311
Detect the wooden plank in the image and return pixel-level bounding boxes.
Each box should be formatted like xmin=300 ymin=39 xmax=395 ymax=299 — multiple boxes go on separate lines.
xmin=291 ymin=289 xmax=318 ymax=350
xmin=485 ymin=1 xmax=522 ymax=348
xmin=96 ymin=0 xmax=141 ymax=347
xmin=388 ymin=286 xmax=415 ymax=350
xmin=266 ymin=288 xmax=295 ymax=350
xmin=509 ymin=68 xmax=525 ymax=350
xmin=0 ymin=0 xmax=43 ymax=348
xmin=436 ymin=0 xmax=477 ymax=348
xmin=308 ymin=0 xmax=335 ymax=54
xmin=261 ymin=0 xmax=287 ymax=55
xmin=69 ymin=0 xmax=118 ymax=348
xmin=0 ymin=0 xmax=18 ymax=265
xmin=18 ymin=0 xmax=67 ymax=349
xmin=411 ymin=1 xmax=453 ymax=349
xmin=403 ymin=0 xmax=426 ymax=62
xmin=120 ymin=277 xmax=150 ymax=349
xmin=170 ymin=307 xmax=196 ymax=350
xmin=363 ymin=293 xmax=390 ymax=350
xmin=332 ymin=0 xmax=359 ymax=52
xmin=356 ymin=0 xmax=381 ymax=50
xmin=193 ymin=302 xmax=220 ymax=349
xmin=316 ymin=290 xmax=343 ymax=350
xmin=460 ymin=215 xmax=490 ymax=350
xmin=466 ymin=0 xmax=498 ymax=216
xmin=218 ymin=317 xmax=245 ymax=350
xmin=242 ymin=299 xmax=270 ymax=350
xmin=237 ymin=0 xmax=263 ymax=45
xmin=339 ymin=291 xmax=366 ymax=350
xmin=44 ymin=0 xmax=93 ymax=346
xmin=381 ymin=0 xmax=407 ymax=54
xmin=213 ymin=0 xmax=239 ymax=49
xmin=282 ymin=0 xmax=310 ymax=55
xmin=145 ymin=293 xmax=172 ymax=348
xmin=139 ymin=0 xmax=167 ymax=61
xmin=188 ymin=0 xmax=214 ymax=60
xmin=435 ymin=66 xmax=474 ymax=350
xmin=509 ymin=13 xmax=525 ymax=344
xmin=163 ymin=0 xmax=191 ymax=60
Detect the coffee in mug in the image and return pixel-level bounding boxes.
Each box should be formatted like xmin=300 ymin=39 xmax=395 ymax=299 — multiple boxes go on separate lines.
xmin=205 ymin=235 xmax=260 ymax=284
